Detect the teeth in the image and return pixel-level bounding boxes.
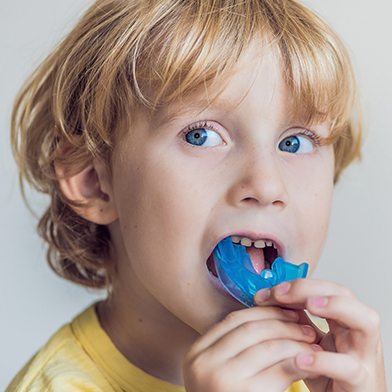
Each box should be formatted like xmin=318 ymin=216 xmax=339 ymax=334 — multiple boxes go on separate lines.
xmin=230 ymin=235 xmax=240 ymax=243
xmin=240 ymin=237 xmax=252 ymax=247
xmin=230 ymin=236 xmax=276 ymax=250
xmin=254 ymin=240 xmax=266 ymax=248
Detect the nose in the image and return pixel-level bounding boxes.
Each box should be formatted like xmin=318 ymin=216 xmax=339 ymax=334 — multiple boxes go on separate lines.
xmin=227 ymin=147 xmax=289 ymax=209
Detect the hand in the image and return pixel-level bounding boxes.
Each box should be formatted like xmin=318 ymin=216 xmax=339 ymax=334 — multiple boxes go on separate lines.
xmin=183 ymin=305 xmax=320 ymax=392
xmin=254 ymin=279 xmax=388 ymax=392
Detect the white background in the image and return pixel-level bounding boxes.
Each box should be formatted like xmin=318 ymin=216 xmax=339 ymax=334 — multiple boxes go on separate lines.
xmin=1 ymin=0 xmax=391 ymax=389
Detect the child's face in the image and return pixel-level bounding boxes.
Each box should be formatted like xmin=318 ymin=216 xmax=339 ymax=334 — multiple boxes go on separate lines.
xmin=109 ymin=48 xmax=335 ymax=333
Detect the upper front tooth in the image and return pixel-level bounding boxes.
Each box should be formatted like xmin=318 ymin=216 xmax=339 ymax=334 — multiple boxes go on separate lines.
xmin=254 ymin=240 xmax=266 ymax=248
xmin=230 ymin=235 xmax=240 ymax=243
xmin=266 ymin=241 xmax=273 ymax=247
xmin=240 ymin=237 xmax=252 ymax=247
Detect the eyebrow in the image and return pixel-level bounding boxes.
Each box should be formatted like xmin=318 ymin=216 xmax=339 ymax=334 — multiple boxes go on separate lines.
xmin=152 ymin=95 xmax=240 ymax=130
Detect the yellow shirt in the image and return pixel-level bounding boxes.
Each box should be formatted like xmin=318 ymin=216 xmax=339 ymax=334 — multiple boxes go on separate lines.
xmin=6 ymin=304 xmax=308 ymax=391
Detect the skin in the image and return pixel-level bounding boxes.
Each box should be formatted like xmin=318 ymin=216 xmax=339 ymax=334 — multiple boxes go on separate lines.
xmin=61 ymin=47 xmax=387 ymax=391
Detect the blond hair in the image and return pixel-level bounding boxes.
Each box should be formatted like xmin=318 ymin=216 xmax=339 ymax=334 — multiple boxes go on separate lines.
xmin=11 ymin=0 xmax=362 ymax=290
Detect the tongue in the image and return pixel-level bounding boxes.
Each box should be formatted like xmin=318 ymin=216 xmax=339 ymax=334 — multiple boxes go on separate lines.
xmin=245 ymin=247 xmax=265 ymax=275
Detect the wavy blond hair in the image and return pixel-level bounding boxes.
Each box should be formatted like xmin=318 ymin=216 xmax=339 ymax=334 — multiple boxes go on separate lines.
xmin=11 ymin=0 xmax=362 ymax=290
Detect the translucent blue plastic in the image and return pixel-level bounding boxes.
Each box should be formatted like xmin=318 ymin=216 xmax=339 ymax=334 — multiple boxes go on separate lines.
xmin=213 ymin=237 xmax=308 ymax=307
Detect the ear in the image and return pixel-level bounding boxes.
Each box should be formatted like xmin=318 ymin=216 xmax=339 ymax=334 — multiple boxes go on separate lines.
xmin=56 ymin=158 xmax=118 ymax=225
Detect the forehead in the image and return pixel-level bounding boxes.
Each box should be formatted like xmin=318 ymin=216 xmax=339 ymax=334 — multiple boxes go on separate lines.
xmin=149 ymin=46 xmax=293 ymax=130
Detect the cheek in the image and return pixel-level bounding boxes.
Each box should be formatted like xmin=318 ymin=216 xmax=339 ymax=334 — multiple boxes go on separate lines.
xmin=111 ymin=153 xmax=225 ymax=324
xmin=289 ymin=191 xmax=332 ymax=274
xmin=113 ymin=152 xmax=213 ymax=271
xmin=289 ymin=150 xmax=335 ymax=264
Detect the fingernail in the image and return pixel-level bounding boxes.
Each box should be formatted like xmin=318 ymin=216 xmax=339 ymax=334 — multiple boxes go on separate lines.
xmin=276 ymin=282 xmax=291 ymax=296
xmin=255 ymin=288 xmax=270 ymax=303
xmin=283 ymin=309 xmax=298 ymax=320
xmin=301 ymin=325 xmax=316 ymax=337
xmin=311 ymin=344 xmax=323 ymax=352
xmin=309 ymin=296 xmax=328 ymax=308
xmin=296 ymin=353 xmax=314 ymax=366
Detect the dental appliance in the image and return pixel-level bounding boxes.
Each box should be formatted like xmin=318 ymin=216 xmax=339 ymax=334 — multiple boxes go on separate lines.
xmin=213 ymin=237 xmax=308 ymax=307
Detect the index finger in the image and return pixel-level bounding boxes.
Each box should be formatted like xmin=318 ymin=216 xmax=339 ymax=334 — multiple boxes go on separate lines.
xmin=189 ymin=306 xmax=300 ymax=356
xmin=253 ymin=279 xmax=355 ymax=309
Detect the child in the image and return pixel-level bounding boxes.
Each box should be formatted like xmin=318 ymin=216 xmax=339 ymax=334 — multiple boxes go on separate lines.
xmin=7 ymin=0 xmax=387 ymax=391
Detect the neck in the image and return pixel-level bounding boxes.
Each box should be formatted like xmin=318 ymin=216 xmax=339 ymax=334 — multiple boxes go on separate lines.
xmin=96 ymin=280 xmax=200 ymax=386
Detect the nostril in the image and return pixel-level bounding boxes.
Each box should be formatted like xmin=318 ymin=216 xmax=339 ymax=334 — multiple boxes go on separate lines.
xmin=242 ymin=197 xmax=282 ymax=203
xmin=242 ymin=197 xmax=259 ymax=204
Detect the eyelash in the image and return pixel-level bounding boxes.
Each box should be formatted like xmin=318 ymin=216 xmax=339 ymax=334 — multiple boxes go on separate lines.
xmin=288 ymin=129 xmax=323 ymax=147
xmin=186 ymin=121 xmax=220 ymax=134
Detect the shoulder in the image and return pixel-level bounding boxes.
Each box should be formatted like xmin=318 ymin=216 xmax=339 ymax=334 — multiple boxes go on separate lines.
xmin=6 ymin=321 xmax=113 ymax=392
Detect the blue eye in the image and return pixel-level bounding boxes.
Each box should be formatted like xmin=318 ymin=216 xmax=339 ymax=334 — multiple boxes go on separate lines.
xmin=279 ymin=135 xmax=313 ymax=154
xmin=185 ymin=128 xmax=222 ymax=147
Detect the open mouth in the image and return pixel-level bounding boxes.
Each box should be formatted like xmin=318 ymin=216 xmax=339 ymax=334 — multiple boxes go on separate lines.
xmin=207 ymin=235 xmax=279 ymax=278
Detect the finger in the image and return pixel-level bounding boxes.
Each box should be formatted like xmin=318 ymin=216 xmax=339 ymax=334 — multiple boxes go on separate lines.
xmin=307 ymin=295 xmax=380 ymax=333
xmin=185 ymin=349 xmax=313 ymax=392
xmin=229 ymin=339 xmax=322 ymax=378
xmin=189 ymin=306 xmax=299 ymax=357
xmin=254 ymin=279 xmax=355 ymax=309
xmin=295 ymin=309 xmax=326 ymax=344
xmin=207 ymin=319 xmax=316 ymax=360
xmin=306 ymin=295 xmax=381 ymax=351
xmin=295 ymin=351 xmax=365 ymax=388
xmin=246 ymin=355 xmax=313 ymax=392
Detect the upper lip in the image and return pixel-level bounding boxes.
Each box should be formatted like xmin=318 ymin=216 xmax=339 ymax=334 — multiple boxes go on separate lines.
xmin=208 ymin=231 xmax=285 ymax=259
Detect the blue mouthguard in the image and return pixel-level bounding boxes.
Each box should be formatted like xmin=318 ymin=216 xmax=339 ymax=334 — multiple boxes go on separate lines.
xmin=213 ymin=237 xmax=308 ymax=307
